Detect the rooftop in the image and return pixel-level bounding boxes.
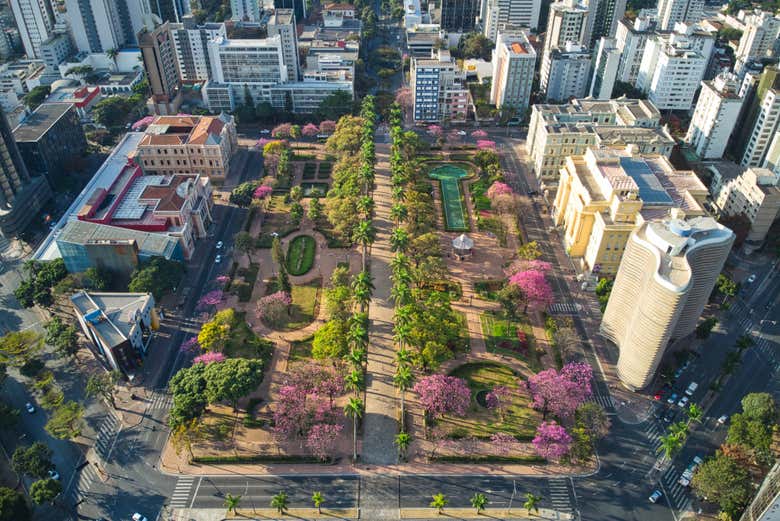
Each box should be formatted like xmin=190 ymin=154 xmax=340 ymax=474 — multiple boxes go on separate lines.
xmin=12 ymin=103 xmax=74 ymax=142
xmin=71 ymin=291 xmax=153 ymax=349
xmin=139 ymin=114 xmax=228 ymax=147
xmin=56 ymin=219 xmax=180 ymax=258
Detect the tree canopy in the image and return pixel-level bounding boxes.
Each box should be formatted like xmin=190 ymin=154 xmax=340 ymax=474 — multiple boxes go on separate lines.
xmin=23 ymin=86 xmax=51 ymax=110
xmin=0 ymin=487 xmax=30 ymax=521
xmin=691 ymin=452 xmax=752 ymax=518
xmin=128 ymin=256 xmax=183 ymax=299
xmin=92 ymin=96 xmax=136 ymax=129
xmin=12 ymin=442 xmax=52 ymax=479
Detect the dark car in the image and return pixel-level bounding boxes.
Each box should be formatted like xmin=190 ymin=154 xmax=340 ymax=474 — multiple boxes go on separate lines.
xmin=663 ymin=408 xmax=677 ymax=423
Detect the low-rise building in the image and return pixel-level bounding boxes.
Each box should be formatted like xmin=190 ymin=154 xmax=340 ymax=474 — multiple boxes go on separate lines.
xmin=553 ymin=146 xmax=708 ymax=274
xmin=134 ymin=114 xmax=237 ymax=179
xmin=714 ymin=167 xmax=780 ymax=249
xmin=411 ymin=49 xmax=470 ymax=123
xmin=71 ymin=290 xmax=158 ymax=376
xmin=406 ymin=24 xmax=443 ymax=58
xmin=323 ymin=3 xmax=356 ymax=27
xmin=12 ymin=102 xmax=86 ymax=186
xmin=44 ymin=81 xmax=100 ymax=118
xmin=685 ymin=72 xmax=743 ymax=160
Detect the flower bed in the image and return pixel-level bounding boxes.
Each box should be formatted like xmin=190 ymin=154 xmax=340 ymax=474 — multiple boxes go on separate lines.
xmin=285 ymin=235 xmax=316 ymax=276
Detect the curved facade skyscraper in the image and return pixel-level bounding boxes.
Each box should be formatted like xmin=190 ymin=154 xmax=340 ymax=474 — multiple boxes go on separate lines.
xmin=600 ymin=215 xmax=734 ymax=390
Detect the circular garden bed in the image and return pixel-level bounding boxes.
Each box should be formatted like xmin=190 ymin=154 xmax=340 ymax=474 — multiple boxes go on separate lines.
xmin=286 ymin=235 xmax=316 ymax=276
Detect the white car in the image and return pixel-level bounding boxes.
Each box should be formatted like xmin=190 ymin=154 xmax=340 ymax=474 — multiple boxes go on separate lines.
xmin=215 ymin=255 xmax=222 ymax=264
xmin=260 ymin=129 xmax=271 ymax=134
xmin=216 ymin=241 xmax=223 ymax=249
xmin=747 ymin=273 xmax=757 ymax=283
xmin=457 ymin=130 xmax=467 ymax=135
xmin=677 ymin=396 xmax=690 ymax=408
xmin=717 ymin=415 xmax=728 ymax=425
xmin=24 ymin=402 xmax=35 ymax=414
xmin=132 ymin=514 xmax=148 ymax=521
xmin=648 ymin=490 xmax=663 ymax=503
xmin=48 ymin=469 xmax=59 ymax=480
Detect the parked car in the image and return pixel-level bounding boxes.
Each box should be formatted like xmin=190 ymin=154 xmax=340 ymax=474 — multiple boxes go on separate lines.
xmin=215 ymin=255 xmax=222 ymax=264
xmin=678 ymin=456 xmax=703 ymax=487
xmin=47 ymin=469 xmax=59 ymax=480
xmin=667 ymin=393 xmax=678 ymax=405
xmin=216 ymin=241 xmax=223 ymax=249
xmin=649 ymin=490 xmax=663 ymax=503
xmin=677 ymin=396 xmax=690 ymax=408
xmin=132 ymin=514 xmax=148 ymax=521
xmin=663 ymin=408 xmax=677 ymax=423
xmin=747 ymin=274 xmax=757 ymax=283
xmin=684 ymin=382 xmax=698 ymax=396
xmin=260 ymin=129 xmax=271 ymax=134
xmin=717 ymin=415 xmax=728 ymax=425
xmin=457 ymin=130 xmax=467 ymax=135
xmin=24 ymin=402 xmax=35 ymax=414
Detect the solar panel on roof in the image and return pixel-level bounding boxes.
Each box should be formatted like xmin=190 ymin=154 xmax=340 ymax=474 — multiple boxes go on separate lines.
xmin=619 ymin=157 xmax=674 ymax=205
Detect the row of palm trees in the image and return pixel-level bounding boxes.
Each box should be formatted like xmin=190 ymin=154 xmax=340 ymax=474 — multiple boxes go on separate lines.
xmin=223 ymin=488 xmax=544 ymax=516
xmin=657 ymin=402 xmax=703 ymax=461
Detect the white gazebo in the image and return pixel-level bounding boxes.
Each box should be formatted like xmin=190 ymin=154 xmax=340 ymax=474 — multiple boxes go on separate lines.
xmin=452 ymin=233 xmax=474 ymax=260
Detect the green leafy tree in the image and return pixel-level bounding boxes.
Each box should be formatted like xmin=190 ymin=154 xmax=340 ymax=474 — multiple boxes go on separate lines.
xmin=0 ymin=401 xmax=19 ymax=428
xmin=523 ymin=493 xmax=542 ymax=515
xmin=290 ymin=186 xmax=303 ymax=202
xmin=657 ymin=433 xmax=683 ymax=460
xmin=691 ymin=453 xmax=752 ymax=518
xmin=290 ymin=201 xmax=304 ymax=226
xmin=224 ymin=493 xmax=241 ymax=514
xmin=29 ymin=478 xmax=61 ymax=505
xmin=470 ymin=492 xmax=488 ymax=514
xmin=312 ymin=319 xmax=350 ymax=361
xmin=204 ymin=358 xmax=264 ymax=410
xmin=12 ymin=442 xmax=52 ymax=479
xmin=271 ymin=236 xmax=286 ymax=268
xmin=230 ymin=182 xmax=257 ymax=208
xmin=312 ymin=491 xmax=324 ymax=514
xmin=233 ymin=231 xmax=254 ymax=263
xmin=169 ymin=364 xmax=208 ymax=429
xmin=517 ymin=241 xmax=542 ymax=260
xmin=457 ymin=32 xmax=493 ymax=60
xmin=344 ymin=396 xmax=363 ymax=461
xmin=85 ymin=371 xmax=121 ymax=409
xmin=128 ymin=257 xmax=183 ymax=299
xmin=740 ymin=392 xmax=776 ymax=424
xmin=0 ymin=331 xmax=43 ymax=367
xmin=44 ymin=318 xmax=79 ymax=358
xmin=316 ymin=90 xmax=354 ymax=121
xmin=271 ymin=491 xmax=288 ymax=515
xmin=23 ymin=86 xmax=51 ymax=110
xmin=430 ymin=493 xmax=448 ymax=514
xmin=0 ymin=487 xmax=30 ymax=521
xmin=574 ymin=402 xmax=610 ymax=440
xmin=45 ymin=401 xmax=84 ymax=440
xmin=307 ymin=197 xmax=323 ymax=222
xmin=395 ymin=432 xmax=411 ymax=461
xmin=92 ymin=96 xmax=134 ymax=128
xmin=83 ymin=267 xmax=110 ymax=290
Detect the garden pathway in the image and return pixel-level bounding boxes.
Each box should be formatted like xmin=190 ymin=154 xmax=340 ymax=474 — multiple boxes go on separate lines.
xmin=363 ymin=142 xmax=401 ymax=465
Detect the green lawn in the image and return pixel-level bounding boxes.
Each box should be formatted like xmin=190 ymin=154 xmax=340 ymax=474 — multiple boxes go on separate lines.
xmin=480 ymin=311 xmax=540 ymax=372
xmin=256 ymin=195 xmax=299 ymax=247
xmin=285 ymin=235 xmax=316 ymax=276
xmin=289 ymin=335 xmax=313 ymax=363
xmin=223 ymin=315 xmax=274 ymax=363
xmin=441 ymin=361 xmax=540 ymax=441
xmin=428 ymin=164 xmax=470 ymax=231
xmin=265 ymin=279 xmax=321 ymax=331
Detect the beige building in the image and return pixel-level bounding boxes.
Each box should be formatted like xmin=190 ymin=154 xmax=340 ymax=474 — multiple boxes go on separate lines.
xmin=134 ymin=114 xmax=237 ymax=179
xmin=715 ymin=167 xmax=780 ymax=249
xmin=527 ymin=97 xmax=673 ymax=187
xmin=553 ymin=147 xmax=707 ymax=274
xmin=601 ymin=216 xmax=734 ymax=390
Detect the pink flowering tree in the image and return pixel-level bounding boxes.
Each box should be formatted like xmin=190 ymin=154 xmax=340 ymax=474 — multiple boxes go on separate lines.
xmin=504 ymin=259 xmax=553 ymax=278
xmin=527 ymin=362 xmax=593 ymax=419
xmin=427 ymin=125 xmax=443 ymax=138
xmin=193 ymin=352 xmax=226 ymax=365
xmin=413 ymin=375 xmax=471 ymax=421
xmin=532 ymin=421 xmax=572 ymax=461
xmin=395 ymin=87 xmax=413 ymax=116
xmin=508 ymin=269 xmax=554 ymax=312
xmin=471 ymin=129 xmax=488 ymax=138
xmin=286 ymin=362 xmax=345 ymax=407
xmin=274 ymin=384 xmax=311 ymax=438
xmin=306 ymin=423 xmax=344 ymax=461
xmin=253 ymin=184 xmax=273 ymax=199
xmin=485 ymin=385 xmax=513 ymax=421
xmin=197 ymin=290 xmax=223 ymax=311
xmin=490 ymin=432 xmax=520 ymax=456
xmin=302 ymin=123 xmax=319 ymax=137
xmin=256 ymin=291 xmax=292 ymax=327
xmin=272 ymin=123 xmax=292 ymax=138
xmin=216 ymin=275 xmax=230 ymax=284
xmin=180 ymin=337 xmax=200 ymax=353
xmin=131 ymin=115 xmax=155 ymax=131
xmin=319 ymin=120 xmax=337 ymax=134
xmin=487 ymin=181 xmax=512 ymax=198
xmin=256 ymin=137 xmax=272 ymax=149
xmin=477 ymin=140 xmax=497 ymax=150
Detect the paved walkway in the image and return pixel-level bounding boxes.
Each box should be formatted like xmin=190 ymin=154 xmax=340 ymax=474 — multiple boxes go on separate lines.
xmin=363 ymin=142 xmax=400 ymax=465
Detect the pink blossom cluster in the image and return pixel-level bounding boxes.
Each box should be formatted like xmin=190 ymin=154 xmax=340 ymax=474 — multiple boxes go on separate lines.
xmin=194 ymin=352 xmax=226 ymax=365
xmin=504 ymin=259 xmax=553 ymax=278
xmin=301 ymin=123 xmax=319 ymax=136
xmin=180 ymin=337 xmax=201 ymax=353
xmin=319 ymin=120 xmax=337 ymax=134
xmin=427 ymin=125 xmax=443 ymax=137
xmin=485 ymin=385 xmax=512 ymax=412
xmin=471 ymin=129 xmax=488 ymax=138
xmin=413 ymin=374 xmax=471 ymax=420
xmin=532 ymin=421 xmax=572 ymax=461
xmin=215 ymin=275 xmax=230 ymax=284
xmin=253 ymin=184 xmax=273 ymax=199
xmin=527 ymin=362 xmax=593 ymax=419
xmin=256 ymin=137 xmax=272 ymax=148
xmin=490 ymin=432 xmax=519 ymax=455
xmin=256 ymin=291 xmax=292 ymax=322
xmin=197 ymin=290 xmax=224 ymax=309
xmin=131 ymin=116 xmax=155 ymax=131
xmin=306 ymin=423 xmax=344 ymax=461
xmin=477 ymin=140 xmax=497 ymax=150
xmin=487 ymin=181 xmax=513 ymax=199
xmin=272 ymin=123 xmax=292 ymax=138
xmin=508 ymin=269 xmax=554 ymax=310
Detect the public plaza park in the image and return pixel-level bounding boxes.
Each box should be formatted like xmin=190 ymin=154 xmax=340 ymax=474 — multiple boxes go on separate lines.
xmin=161 ymin=100 xmax=609 ymax=471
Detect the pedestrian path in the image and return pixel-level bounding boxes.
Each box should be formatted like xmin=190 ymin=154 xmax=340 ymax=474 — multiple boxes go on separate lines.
xmin=65 ymin=460 xmax=101 ymax=506
xmin=752 ymin=335 xmax=778 ymax=362
xmin=547 ymin=478 xmax=574 ymax=515
xmin=738 ymin=316 xmax=753 ymax=331
xmin=644 ymin=421 xmax=663 ymax=453
xmin=548 ymin=302 xmax=580 ymax=315
xmin=661 ymin=466 xmax=691 ymax=512
xmin=94 ymin=410 xmax=121 ymax=461
xmin=148 ymin=390 xmax=173 ymax=412
xmin=170 ymin=476 xmax=197 ymax=508
xmin=588 ymin=393 xmax=614 ymax=410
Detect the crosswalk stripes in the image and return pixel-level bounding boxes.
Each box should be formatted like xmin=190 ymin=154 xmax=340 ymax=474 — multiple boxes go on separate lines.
xmin=94 ymin=411 xmax=121 ymax=460
xmin=644 ymin=421 xmax=663 ymax=452
xmin=170 ymin=476 xmax=196 ymax=508
xmin=753 ymin=337 xmax=777 ymax=361
xmin=661 ymin=467 xmax=690 ymax=509
xmin=66 ymin=461 xmax=100 ymax=504
xmin=739 ymin=317 xmax=753 ymax=331
xmin=547 ymin=478 xmax=573 ymax=514
xmin=148 ymin=391 xmax=173 ymax=411
xmin=548 ymin=303 xmax=579 ymax=315
xmin=588 ymin=394 xmax=614 ymax=410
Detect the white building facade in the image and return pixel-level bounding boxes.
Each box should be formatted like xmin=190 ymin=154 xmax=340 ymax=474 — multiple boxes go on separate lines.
xmin=10 ymin=0 xmax=55 ymax=59
xmin=589 ymin=37 xmax=619 ymax=99
xmin=541 ymin=43 xmax=591 ymax=102
xmin=656 ymin=0 xmax=703 ymax=30
xmin=685 ymin=72 xmax=743 ymax=159
xmin=614 ymin=15 xmax=656 ymax=85
xmin=490 ymin=30 xmax=537 ymax=114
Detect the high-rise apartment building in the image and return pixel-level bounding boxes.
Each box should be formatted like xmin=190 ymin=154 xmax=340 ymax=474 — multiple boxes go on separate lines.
xmin=274 ymin=0 xmax=306 ymax=23
xmin=735 ymin=10 xmax=780 ymax=74
xmin=585 ymin=0 xmax=626 ymax=47
xmin=9 ymin=0 xmax=55 ymax=59
xmin=231 ymin=0 xmax=260 ymax=22
xmin=543 ymin=0 xmax=589 ymax=55
xmin=589 ymin=37 xmax=619 ymax=99
xmin=601 ymin=216 xmax=734 ymax=390
xmin=150 ymin=0 xmax=189 ymax=23
xmin=714 ymin=167 xmax=780 ymax=248
xmin=206 ymin=35 xmax=287 ymax=102
xmin=268 ymin=9 xmax=299 ymax=82
xmin=541 ymin=43 xmax=591 ymax=102
xmin=656 ymin=0 xmax=703 ymax=31
xmin=411 ymin=49 xmax=469 ymax=122
xmin=65 ymin=0 xmax=151 ymax=53
xmin=138 ymin=22 xmax=182 ymax=115
xmin=685 ymin=72 xmax=743 ymax=159
xmin=483 ymin=0 xmax=544 ymax=40
xmin=741 ymin=81 xmax=780 ymax=167
xmin=440 ymin=0 xmax=480 ymax=32
xmin=169 ymin=16 xmax=226 ymax=82
xmin=490 ymin=30 xmax=536 ymax=116
xmin=0 ymin=107 xmax=52 ymax=236
xmin=553 ymin=146 xmax=707 ymax=274
xmin=614 ymin=15 xmax=656 ymax=85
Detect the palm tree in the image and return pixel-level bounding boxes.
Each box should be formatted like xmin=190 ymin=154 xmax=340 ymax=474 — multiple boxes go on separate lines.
xmin=523 ymin=493 xmax=542 ymax=515
xmin=346 ymin=347 xmax=366 ymax=368
xmin=657 ymin=433 xmax=683 ymax=460
xmin=470 ymin=492 xmax=488 ymax=515
xmin=105 ymin=48 xmax=119 ymax=72
xmin=348 ymin=322 xmax=368 ymax=351
xmin=390 ymin=252 xmax=411 ymax=276
xmin=357 ymin=196 xmax=375 ymax=218
xmin=394 ymin=432 xmax=411 ymax=461
xmin=344 ymin=369 xmax=363 ymax=395
xmin=390 ymin=228 xmax=409 ymax=253
xmin=352 ymin=221 xmax=376 ymax=271
xmin=394 ymin=365 xmax=414 ymax=430
xmin=312 ymin=491 xmax=324 ymax=514
xmin=430 ymin=493 xmax=448 ymax=514
xmin=352 ymin=271 xmax=374 ymax=312
xmin=669 ymin=421 xmax=688 ymax=441
xmin=395 ymin=347 xmax=413 ymax=366
xmin=224 ymin=493 xmax=241 ymax=515
xmin=391 ymin=283 xmax=412 ymax=306
xmin=390 ymin=203 xmax=408 ymax=224
xmin=687 ymin=403 xmax=703 ymax=425
xmin=344 ymin=396 xmax=363 ymax=461
xmin=392 ymin=186 xmax=406 ymax=202
xmin=271 ymin=491 xmax=288 ymax=515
